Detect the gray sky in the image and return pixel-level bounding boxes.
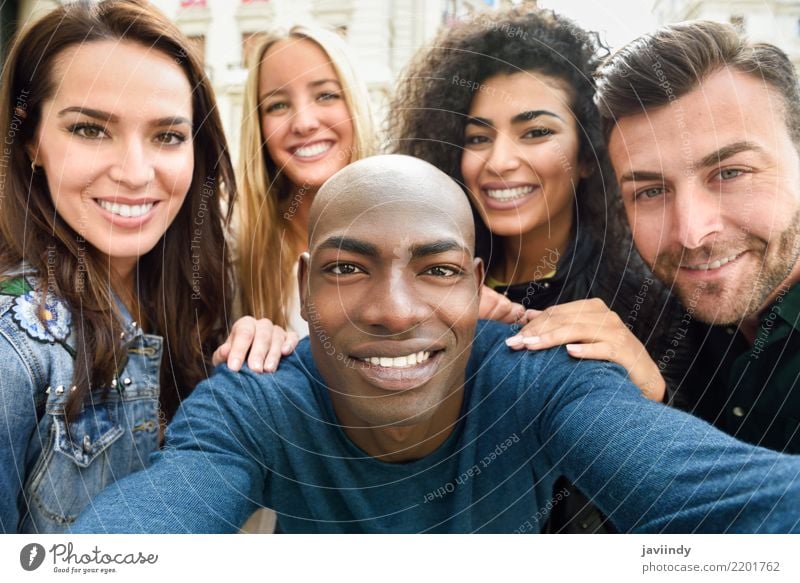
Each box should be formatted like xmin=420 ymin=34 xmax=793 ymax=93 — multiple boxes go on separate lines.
xmin=536 ymin=0 xmax=658 ymax=49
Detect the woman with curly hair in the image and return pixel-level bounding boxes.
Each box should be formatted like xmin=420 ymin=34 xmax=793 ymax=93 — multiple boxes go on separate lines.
xmin=389 ymin=8 xmax=686 ymax=532
xmin=389 ymin=8 xmax=679 ymax=399
xmin=0 ymin=0 xmax=235 ymax=533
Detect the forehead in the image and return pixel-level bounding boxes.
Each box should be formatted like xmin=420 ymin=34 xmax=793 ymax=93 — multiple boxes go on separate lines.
xmin=311 ymin=194 xmax=470 ymax=255
xmin=608 ymin=69 xmax=790 ymax=170
xmin=259 ymin=38 xmax=338 ymax=90
xmin=467 ymin=71 xmax=574 ymax=117
xmin=47 ymin=40 xmax=192 ymax=116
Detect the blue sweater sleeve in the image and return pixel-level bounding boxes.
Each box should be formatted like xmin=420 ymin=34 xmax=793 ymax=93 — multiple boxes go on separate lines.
xmin=72 ymin=366 xmax=272 ymax=533
xmin=533 ymin=350 xmax=800 ymax=533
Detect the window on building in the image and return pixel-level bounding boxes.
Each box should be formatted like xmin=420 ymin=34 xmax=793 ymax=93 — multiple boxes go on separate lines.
xmin=730 ymin=15 xmax=746 ymax=34
xmin=242 ymin=31 xmax=267 ymax=69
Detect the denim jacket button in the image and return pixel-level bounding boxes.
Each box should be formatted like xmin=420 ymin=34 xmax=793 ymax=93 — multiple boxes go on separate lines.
xmin=55 ymin=385 xmax=64 ymax=395
xmin=111 ymin=378 xmax=117 ymax=388
xmin=122 ymin=377 xmax=132 ymax=386
xmin=82 ymin=435 xmax=92 ymax=453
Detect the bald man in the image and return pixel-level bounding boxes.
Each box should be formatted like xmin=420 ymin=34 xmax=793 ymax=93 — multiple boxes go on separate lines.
xmin=74 ymin=156 xmax=800 ymax=533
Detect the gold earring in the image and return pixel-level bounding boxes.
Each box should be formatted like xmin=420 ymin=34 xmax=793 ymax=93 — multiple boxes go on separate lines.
xmin=31 ymin=160 xmax=37 ymax=172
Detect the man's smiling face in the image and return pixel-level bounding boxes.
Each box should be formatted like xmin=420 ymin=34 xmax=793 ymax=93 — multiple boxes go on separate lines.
xmin=608 ymin=69 xmax=800 ymax=324
xmin=299 ymin=157 xmax=482 ymax=431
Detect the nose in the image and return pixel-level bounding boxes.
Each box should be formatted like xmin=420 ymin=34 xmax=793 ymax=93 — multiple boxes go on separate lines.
xmin=357 ymin=268 xmax=430 ymax=335
xmin=485 ymin=133 xmax=521 ymax=176
xmin=290 ymin=103 xmax=321 ymax=136
xmin=672 ymin=183 xmax=724 ymax=249
xmin=108 ymin=139 xmax=155 ymax=189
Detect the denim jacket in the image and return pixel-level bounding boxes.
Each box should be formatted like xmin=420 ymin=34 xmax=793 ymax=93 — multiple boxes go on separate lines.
xmin=0 ymin=272 xmax=162 ymax=533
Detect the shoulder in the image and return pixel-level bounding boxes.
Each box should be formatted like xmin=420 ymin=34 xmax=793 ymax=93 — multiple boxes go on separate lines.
xmin=198 ymin=337 xmax=320 ymax=412
xmin=0 ymin=274 xmax=75 ymax=391
xmin=468 ymin=320 xmax=630 ymax=399
xmin=0 ymin=274 xmax=73 ymax=346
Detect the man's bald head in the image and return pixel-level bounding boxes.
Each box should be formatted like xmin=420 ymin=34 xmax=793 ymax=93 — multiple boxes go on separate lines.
xmin=308 ymin=155 xmax=475 ymax=250
xmin=298 ymin=154 xmax=484 ymax=435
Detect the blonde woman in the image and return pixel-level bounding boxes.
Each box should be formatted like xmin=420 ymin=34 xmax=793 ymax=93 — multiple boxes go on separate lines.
xmin=213 ymin=25 xmax=376 ymax=373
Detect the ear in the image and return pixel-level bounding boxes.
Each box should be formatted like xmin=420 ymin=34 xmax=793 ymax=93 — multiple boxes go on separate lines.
xmin=298 ymin=252 xmax=311 ymax=322
xmin=25 ymin=141 xmax=39 ymax=168
xmin=472 ymin=257 xmax=484 ymax=296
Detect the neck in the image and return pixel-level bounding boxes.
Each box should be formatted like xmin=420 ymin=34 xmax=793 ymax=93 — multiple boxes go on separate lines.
xmin=494 ymin=207 xmax=573 ymax=285
xmin=740 ymin=258 xmax=800 ymax=343
xmin=110 ymin=259 xmax=137 ymax=317
xmin=334 ymin=384 xmax=465 ymax=463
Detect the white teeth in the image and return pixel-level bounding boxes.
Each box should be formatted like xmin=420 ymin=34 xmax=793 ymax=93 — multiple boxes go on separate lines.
xmin=98 ymin=200 xmax=154 ymax=218
xmin=294 ymin=142 xmax=332 ymax=158
xmin=485 ymin=185 xmax=534 ymax=201
xmin=362 ymin=351 xmax=432 ymax=368
xmin=684 ymin=253 xmax=740 ymax=271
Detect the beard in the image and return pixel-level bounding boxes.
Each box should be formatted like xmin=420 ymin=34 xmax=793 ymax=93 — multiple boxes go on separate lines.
xmin=649 ymin=213 xmax=800 ymax=325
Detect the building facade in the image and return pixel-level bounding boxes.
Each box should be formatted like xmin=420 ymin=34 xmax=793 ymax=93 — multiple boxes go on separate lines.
xmin=653 ymin=0 xmax=800 ymax=67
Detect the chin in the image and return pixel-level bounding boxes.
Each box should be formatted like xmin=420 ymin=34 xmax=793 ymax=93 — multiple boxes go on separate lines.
xmin=355 ymin=395 xmax=443 ymax=428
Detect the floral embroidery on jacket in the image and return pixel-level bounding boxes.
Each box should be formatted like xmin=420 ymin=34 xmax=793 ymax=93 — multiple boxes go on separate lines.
xmin=2 ymin=277 xmax=72 ymax=346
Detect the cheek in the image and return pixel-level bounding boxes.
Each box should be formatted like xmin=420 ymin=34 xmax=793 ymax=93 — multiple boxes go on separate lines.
xmin=460 ymin=152 xmax=482 ymax=191
xmin=537 ymin=143 xmax=578 ymax=181
xmin=162 ymin=152 xmax=195 ymax=217
xmin=261 ymin=118 xmax=287 ymax=162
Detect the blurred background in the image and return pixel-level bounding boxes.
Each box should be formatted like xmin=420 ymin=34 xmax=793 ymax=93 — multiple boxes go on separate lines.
xmin=3 ymin=0 xmax=800 ymax=163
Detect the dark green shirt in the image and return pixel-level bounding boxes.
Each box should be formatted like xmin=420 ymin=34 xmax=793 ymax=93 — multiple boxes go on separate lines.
xmin=677 ymin=282 xmax=800 ymax=453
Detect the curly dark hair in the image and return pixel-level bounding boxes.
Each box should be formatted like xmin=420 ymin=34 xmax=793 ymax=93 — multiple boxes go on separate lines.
xmin=389 ymin=8 xmax=624 ymax=257
xmin=388 ymin=7 xmax=680 ymax=356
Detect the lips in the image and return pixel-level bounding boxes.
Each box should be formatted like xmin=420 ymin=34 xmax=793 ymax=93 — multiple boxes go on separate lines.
xmin=681 ymin=252 xmax=745 ymax=271
xmin=290 ymin=140 xmax=334 ymax=159
xmin=478 ymin=182 xmax=538 ymax=210
xmin=94 ymin=198 xmax=160 ymax=227
xmin=359 ymin=350 xmax=432 ymax=369
xmin=348 ymin=343 xmax=445 ymax=392
xmin=97 ymin=199 xmax=155 ymax=218
xmin=484 ymin=185 xmax=534 ymax=202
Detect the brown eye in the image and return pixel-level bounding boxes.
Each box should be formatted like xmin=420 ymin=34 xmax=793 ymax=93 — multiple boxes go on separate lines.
xmin=424 ymin=266 xmax=458 ymax=277
xmin=69 ymin=123 xmax=107 ymax=139
xmin=329 ymin=263 xmax=363 ymax=275
xmin=155 ymin=132 xmax=187 ymax=146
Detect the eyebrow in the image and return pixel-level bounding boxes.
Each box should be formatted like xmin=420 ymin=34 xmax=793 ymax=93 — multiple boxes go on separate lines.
xmin=318 ymin=236 xmax=379 ymax=257
xmin=465 ymin=109 xmax=564 ymax=129
xmin=57 ymin=107 xmax=192 ymax=128
xmin=696 ymin=141 xmax=764 ymax=169
xmin=316 ymin=236 xmax=469 ymax=260
xmin=618 ymin=141 xmax=765 ymax=184
xmin=409 ymin=239 xmax=470 ymax=260
xmin=258 ymin=78 xmax=342 ymax=102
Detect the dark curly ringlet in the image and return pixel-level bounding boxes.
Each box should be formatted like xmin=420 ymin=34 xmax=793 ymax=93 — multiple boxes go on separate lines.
xmin=0 ymin=0 xmax=236 ymax=421
xmin=387 ymin=7 xmax=627 ymax=266
xmin=595 ymin=20 xmax=800 ymax=147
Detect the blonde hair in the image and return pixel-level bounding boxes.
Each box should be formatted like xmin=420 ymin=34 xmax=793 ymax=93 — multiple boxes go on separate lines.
xmin=237 ymin=24 xmax=375 ymax=324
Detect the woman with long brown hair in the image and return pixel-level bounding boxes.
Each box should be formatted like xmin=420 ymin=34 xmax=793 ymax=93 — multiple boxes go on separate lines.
xmin=0 ymin=0 xmax=235 ymax=533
